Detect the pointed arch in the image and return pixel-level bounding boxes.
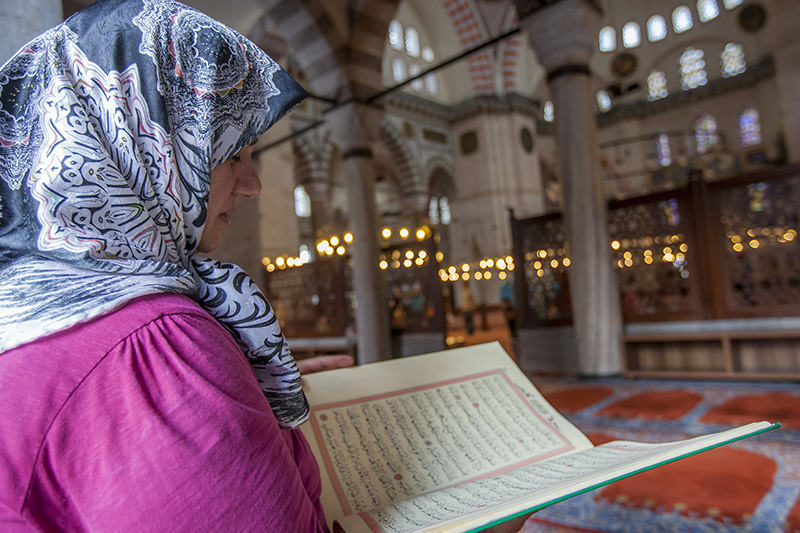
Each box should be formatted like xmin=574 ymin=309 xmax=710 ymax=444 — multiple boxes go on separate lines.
xmin=249 ymin=0 xmax=402 ymax=101
xmin=378 ymin=120 xmax=424 ymax=200
xmin=442 ymin=0 xmax=495 ymax=95
xmin=293 ymin=128 xmax=334 ymax=185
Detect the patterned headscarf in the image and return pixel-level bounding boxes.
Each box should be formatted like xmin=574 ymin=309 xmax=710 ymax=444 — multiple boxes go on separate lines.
xmin=0 ymin=0 xmax=310 ymax=428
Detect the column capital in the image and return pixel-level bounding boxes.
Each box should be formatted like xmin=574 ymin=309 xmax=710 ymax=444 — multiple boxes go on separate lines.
xmin=302 ymin=176 xmax=330 ymax=195
xmin=516 ymin=0 xmax=601 ymax=75
xmin=326 ymin=102 xmax=384 ymax=155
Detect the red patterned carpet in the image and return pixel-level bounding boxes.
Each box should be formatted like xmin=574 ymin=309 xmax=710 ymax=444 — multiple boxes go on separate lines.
xmin=521 ymin=378 xmax=800 ymax=533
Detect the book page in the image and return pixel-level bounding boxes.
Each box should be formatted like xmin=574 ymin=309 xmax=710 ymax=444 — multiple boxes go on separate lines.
xmin=336 ymin=421 xmax=776 ymax=533
xmin=299 ymin=343 xmax=592 ymax=524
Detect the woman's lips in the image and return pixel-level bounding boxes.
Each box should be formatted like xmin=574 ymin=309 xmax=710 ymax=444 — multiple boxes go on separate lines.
xmin=219 ymin=212 xmax=231 ymax=224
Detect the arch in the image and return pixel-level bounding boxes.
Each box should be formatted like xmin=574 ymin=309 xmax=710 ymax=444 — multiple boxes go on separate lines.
xmin=373 ymin=156 xmax=410 ymax=217
xmin=442 ymin=0 xmax=494 ymax=95
xmin=249 ymin=0 xmax=401 ymax=101
xmin=501 ymin=36 xmax=522 ymax=93
xmin=424 ymin=155 xmax=457 ymax=192
xmin=428 ymin=166 xmax=456 ymax=196
xmin=379 ymin=120 xmax=424 ymax=199
xmin=293 ymin=128 xmax=334 ymax=185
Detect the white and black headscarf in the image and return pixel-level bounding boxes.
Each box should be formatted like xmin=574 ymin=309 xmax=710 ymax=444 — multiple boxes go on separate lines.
xmin=0 ymin=0 xmax=310 ymax=427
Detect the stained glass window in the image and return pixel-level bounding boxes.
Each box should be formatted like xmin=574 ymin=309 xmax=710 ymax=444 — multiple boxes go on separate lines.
xmin=428 ymin=196 xmax=451 ymax=225
xmin=694 ymin=114 xmax=719 ymax=153
xmin=657 ymin=133 xmax=672 ymax=166
xmin=428 ymin=197 xmax=439 ymax=224
xmin=299 ymin=244 xmax=311 ymax=264
xmin=648 ymin=71 xmax=668 ymax=100
xmin=723 ymin=0 xmax=742 ymax=8
xmin=680 ymin=47 xmax=707 ymax=90
xmin=622 ymin=22 xmax=641 ymax=48
xmin=409 ymin=63 xmax=423 ymax=90
xmin=672 ymin=6 xmax=694 ymax=33
xmin=392 ymin=59 xmax=406 ymax=82
xmin=440 ymin=196 xmax=451 ymax=224
xmin=721 ymin=43 xmax=746 ymax=77
xmin=660 ymin=198 xmax=681 ymax=227
xmin=405 ymin=27 xmax=420 ymax=57
xmin=424 ymin=74 xmax=438 ymax=94
xmin=543 ymin=101 xmax=554 ymax=122
xmin=294 ymin=186 xmax=311 ymax=218
xmin=697 ymin=0 xmax=719 ymax=21
xmin=747 ymin=183 xmax=767 ymax=212
xmin=389 ymin=20 xmax=403 ymax=50
xmin=599 ymin=26 xmax=616 ymax=51
xmin=739 ymin=107 xmax=762 ymax=146
xmin=422 ymin=46 xmax=434 ymax=63
xmin=647 ymin=15 xmax=667 ymax=41
xmin=596 ymin=90 xmax=612 ymax=112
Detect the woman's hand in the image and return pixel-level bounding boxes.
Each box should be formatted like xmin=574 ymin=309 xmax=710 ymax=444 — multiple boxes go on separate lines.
xmin=296 ymin=355 xmax=354 ymax=375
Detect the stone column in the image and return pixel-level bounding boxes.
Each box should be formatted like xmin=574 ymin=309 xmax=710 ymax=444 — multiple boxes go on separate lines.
xmin=767 ymin=0 xmax=800 ymax=162
xmin=305 ymin=176 xmax=332 ymax=239
xmin=327 ymin=103 xmax=391 ymax=364
xmin=0 ymin=0 xmax=62 ymax=63
xmin=516 ymin=0 xmax=622 ymax=375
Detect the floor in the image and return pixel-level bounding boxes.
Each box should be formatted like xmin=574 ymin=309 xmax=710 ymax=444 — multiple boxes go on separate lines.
xmin=445 ymin=313 xmax=800 ymax=532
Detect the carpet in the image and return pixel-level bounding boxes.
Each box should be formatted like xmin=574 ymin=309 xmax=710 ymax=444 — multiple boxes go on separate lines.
xmin=520 ymin=378 xmax=800 ymax=532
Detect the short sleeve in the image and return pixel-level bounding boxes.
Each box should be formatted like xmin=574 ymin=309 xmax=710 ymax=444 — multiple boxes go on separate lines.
xmin=23 ymin=309 xmax=328 ymax=533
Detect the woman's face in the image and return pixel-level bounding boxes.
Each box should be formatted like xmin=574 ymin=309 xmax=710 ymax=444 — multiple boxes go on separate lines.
xmin=197 ymin=145 xmax=261 ymax=253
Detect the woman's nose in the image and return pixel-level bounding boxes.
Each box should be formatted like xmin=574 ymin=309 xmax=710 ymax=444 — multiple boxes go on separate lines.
xmin=235 ymin=160 xmax=262 ymax=198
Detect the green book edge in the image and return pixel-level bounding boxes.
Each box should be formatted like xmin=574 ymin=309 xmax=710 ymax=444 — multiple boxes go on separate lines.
xmin=466 ymin=422 xmax=782 ymax=533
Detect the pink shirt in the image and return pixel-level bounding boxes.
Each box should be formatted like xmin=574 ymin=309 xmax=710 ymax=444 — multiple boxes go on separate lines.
xmin=0 ymin=293 xmax=328 ymax=532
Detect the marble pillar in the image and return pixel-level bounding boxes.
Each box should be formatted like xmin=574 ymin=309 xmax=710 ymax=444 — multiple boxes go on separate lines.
xmin=767 ymin=0 xmax=800 ymax=162
xmin=305 ymin=177 xmax=333 ymax=239
xmin=0 ymin=0 xmax=62 ymax=63
xmin=517 ymin=0 xmax=622 ymax=375
xmin=328 ymin=103 xmax=391 ymax=364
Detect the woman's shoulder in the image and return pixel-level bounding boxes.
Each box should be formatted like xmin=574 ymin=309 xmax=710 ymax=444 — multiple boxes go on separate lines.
xmin=0 ymin=293 xmax=237 ymax=518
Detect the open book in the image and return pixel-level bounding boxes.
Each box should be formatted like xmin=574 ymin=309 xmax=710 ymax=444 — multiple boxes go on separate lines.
xmin=299 ymin=342 xmax=780 ymax=533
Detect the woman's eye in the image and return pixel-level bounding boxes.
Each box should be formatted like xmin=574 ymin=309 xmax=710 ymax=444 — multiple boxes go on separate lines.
xmin=230 ymin=154 xmax=242 ymax=162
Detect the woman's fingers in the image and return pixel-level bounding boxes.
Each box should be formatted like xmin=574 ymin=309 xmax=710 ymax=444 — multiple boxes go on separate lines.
xmin=297 ymin=355 xmax=354 ymax=375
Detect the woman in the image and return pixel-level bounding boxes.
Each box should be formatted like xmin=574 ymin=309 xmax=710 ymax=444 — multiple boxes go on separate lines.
xmin=0 ymin=0 xmax=347 ymax=530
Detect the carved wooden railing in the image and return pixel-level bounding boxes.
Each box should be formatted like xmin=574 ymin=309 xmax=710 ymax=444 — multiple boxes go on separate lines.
xmin=510 ymin=163 xmax=800 ymax=328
